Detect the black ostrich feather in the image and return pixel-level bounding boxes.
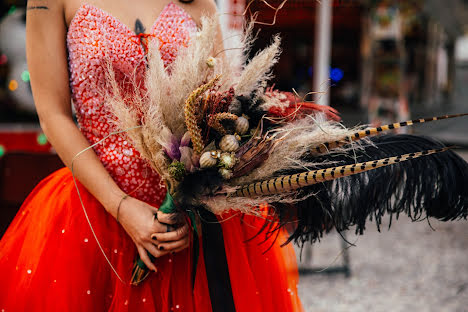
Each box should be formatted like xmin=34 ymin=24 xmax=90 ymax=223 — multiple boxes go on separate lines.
xmin=268 ymin=134 xmax=468 ymax=246
xmin=173 ymin=168 xmax=224 ymax=209
xmin=236 ymin=95 xmax=268 ymax=127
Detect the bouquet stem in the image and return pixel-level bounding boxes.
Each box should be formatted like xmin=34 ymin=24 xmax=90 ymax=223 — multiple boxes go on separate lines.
xmin=130 ymin=191 xmax=199 ymax=286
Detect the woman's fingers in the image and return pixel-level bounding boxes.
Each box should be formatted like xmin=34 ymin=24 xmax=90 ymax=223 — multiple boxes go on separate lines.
xmin=156 ymin=210 xmax=183 ymax=225
xmin=145 ymin=241 xmax=169 ymax=259
xmin=152 ymin=223 xmax=189 ymax=242
xmin=151 ymin=219 xmax=169 ymax=234
xmin=137 ymin=245 xmax=157 ymax=272
xmin=157 ymin=235 xmax=189 ymax=252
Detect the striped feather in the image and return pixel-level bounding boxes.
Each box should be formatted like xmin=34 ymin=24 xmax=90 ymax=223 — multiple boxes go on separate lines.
xmin=255 ymin=134 xmax=467 ymax=246
xmin=313 ymin=113 xmax=468 ymax=154
xmin=235 ymin=147 xmax=451 ymax=197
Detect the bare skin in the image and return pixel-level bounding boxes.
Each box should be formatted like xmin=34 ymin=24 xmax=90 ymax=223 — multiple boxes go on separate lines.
xmin=26 ymin=0 xmax=219 ymax=271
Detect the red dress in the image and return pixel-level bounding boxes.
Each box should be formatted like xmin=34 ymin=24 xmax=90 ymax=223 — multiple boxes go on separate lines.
xmin=0 ymin=3 xmax=303 ymax=311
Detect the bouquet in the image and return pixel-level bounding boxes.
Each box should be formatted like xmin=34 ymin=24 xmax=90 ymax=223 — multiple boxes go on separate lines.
xmin=105 ymin=17 xmax=468 ymax=284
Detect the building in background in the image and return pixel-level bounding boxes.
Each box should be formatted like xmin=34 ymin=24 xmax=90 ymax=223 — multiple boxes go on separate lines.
xmin=216 ymin=0 xmax=468 ymax=125
xmin=361 ymin=0 xmax=468 ymax=126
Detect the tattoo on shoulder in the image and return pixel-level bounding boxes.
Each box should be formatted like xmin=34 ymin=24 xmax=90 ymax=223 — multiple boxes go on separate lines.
xmin=27 ymin=6 xmax=49 ymax=10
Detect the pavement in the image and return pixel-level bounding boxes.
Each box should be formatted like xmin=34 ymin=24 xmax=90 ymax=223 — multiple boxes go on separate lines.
xmin=296 ymin=151 xmax=468 ymax=312
xmin=297 ymin=218 xmax=468 ymax=312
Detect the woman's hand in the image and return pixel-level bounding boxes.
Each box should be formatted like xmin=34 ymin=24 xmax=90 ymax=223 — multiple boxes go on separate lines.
xmin=116 ymin=196 xmax=171 ymax=271
xmin=151 ymin=210 xmax=190 ymax=253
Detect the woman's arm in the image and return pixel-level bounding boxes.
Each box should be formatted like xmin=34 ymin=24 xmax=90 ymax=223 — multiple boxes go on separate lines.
xmin=25 ymin=0 xmax=185 ymax=270
xmin=26 ymin=1 xmax=123 ymax=218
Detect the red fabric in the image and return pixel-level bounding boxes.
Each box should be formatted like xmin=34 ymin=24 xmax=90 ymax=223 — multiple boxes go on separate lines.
xmin=0 ymin=168 xmax=303 ymax=311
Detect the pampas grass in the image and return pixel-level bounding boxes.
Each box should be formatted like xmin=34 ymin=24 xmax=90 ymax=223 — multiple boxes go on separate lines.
xmin=234 ymin=35 xmax=281 ymax=96
xmin=164 ymin=17 xmax=219 ymax=136
xmin=106 ymin=55 xmax=172 ymax=180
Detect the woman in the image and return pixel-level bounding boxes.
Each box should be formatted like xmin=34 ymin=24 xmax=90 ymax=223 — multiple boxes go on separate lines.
xmin=0 ymin=0 xmax=303 ymax=311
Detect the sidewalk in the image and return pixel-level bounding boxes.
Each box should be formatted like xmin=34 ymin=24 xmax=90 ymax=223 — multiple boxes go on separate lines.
xmin=297 ymin=218 xmax=468 ymax=312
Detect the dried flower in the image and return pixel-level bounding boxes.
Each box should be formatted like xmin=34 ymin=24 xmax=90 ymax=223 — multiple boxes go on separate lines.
xmin=168 ymin=161 xmax=186 ymax=181
xmin=163 ymin=134 xmax=182 ymax=161
xmin=206 ymin=56 xmax=217 ymax=68
xmin=219 ymin=168 xmax=233 ymax=180
xmin=219 ymin=152 xmax=237 ymax=169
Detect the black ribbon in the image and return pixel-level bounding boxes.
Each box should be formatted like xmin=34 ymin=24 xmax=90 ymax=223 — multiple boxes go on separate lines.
xmin=199 ymin=209 xmax=236 ymax=312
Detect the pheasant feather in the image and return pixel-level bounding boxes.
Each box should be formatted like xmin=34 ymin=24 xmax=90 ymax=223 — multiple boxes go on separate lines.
xmin=313 ymin=113 xmax=468 ymax=154
xmin=235 ymin=146 xmax=451 ymax=197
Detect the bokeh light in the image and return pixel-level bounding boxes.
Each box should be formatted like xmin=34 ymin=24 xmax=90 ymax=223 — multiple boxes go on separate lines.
xmin=21 ymin=70 xmax=30 ymax=82
xmin=7 ymin=5 xmax=16 ymax=15
xmin=0 ymin=54 xmax=7 ymax=65
xmin=0 ymin=145 xmax=5 ymax=158
xmin=8 ymin=80 xmax=18 ymax=91
xmin=330 ymin=67 xmax=344 ymax=82
xmin=37 ymin=133 xmax=48 ymax=145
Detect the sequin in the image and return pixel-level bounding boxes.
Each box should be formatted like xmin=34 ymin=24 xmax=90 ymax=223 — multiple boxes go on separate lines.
xmin=67 ymin=3 xmax=196 ymax=204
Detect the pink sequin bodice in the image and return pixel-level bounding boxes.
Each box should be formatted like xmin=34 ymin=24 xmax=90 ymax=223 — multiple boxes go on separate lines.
xmin=67 ymin=2 xmax=197 ymax=204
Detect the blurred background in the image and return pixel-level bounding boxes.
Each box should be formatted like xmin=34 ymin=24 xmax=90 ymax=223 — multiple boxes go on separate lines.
xmin=0 ymin=0 xmax=467 ymax=310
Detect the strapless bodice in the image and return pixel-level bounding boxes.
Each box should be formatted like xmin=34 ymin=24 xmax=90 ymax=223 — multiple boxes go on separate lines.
xmin=67 ymin=2 xmax=197 ymax=204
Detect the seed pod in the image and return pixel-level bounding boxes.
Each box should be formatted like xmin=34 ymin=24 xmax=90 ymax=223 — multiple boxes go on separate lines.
xmin=199 ymin=151 xmax=218 ymax=168
xmin=219 ymin=135 xmax=240 ymax=152
xmin=235 ymin=116 xmax=249 ymax=135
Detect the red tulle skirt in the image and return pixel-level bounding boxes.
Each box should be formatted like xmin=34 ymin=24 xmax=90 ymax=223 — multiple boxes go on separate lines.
xmin=0 ymin=168 xmax=303 ymax=311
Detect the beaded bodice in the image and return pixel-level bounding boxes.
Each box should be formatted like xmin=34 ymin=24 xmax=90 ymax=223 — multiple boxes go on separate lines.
xmin=67 ymin=2 xmax=197 ymax=204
